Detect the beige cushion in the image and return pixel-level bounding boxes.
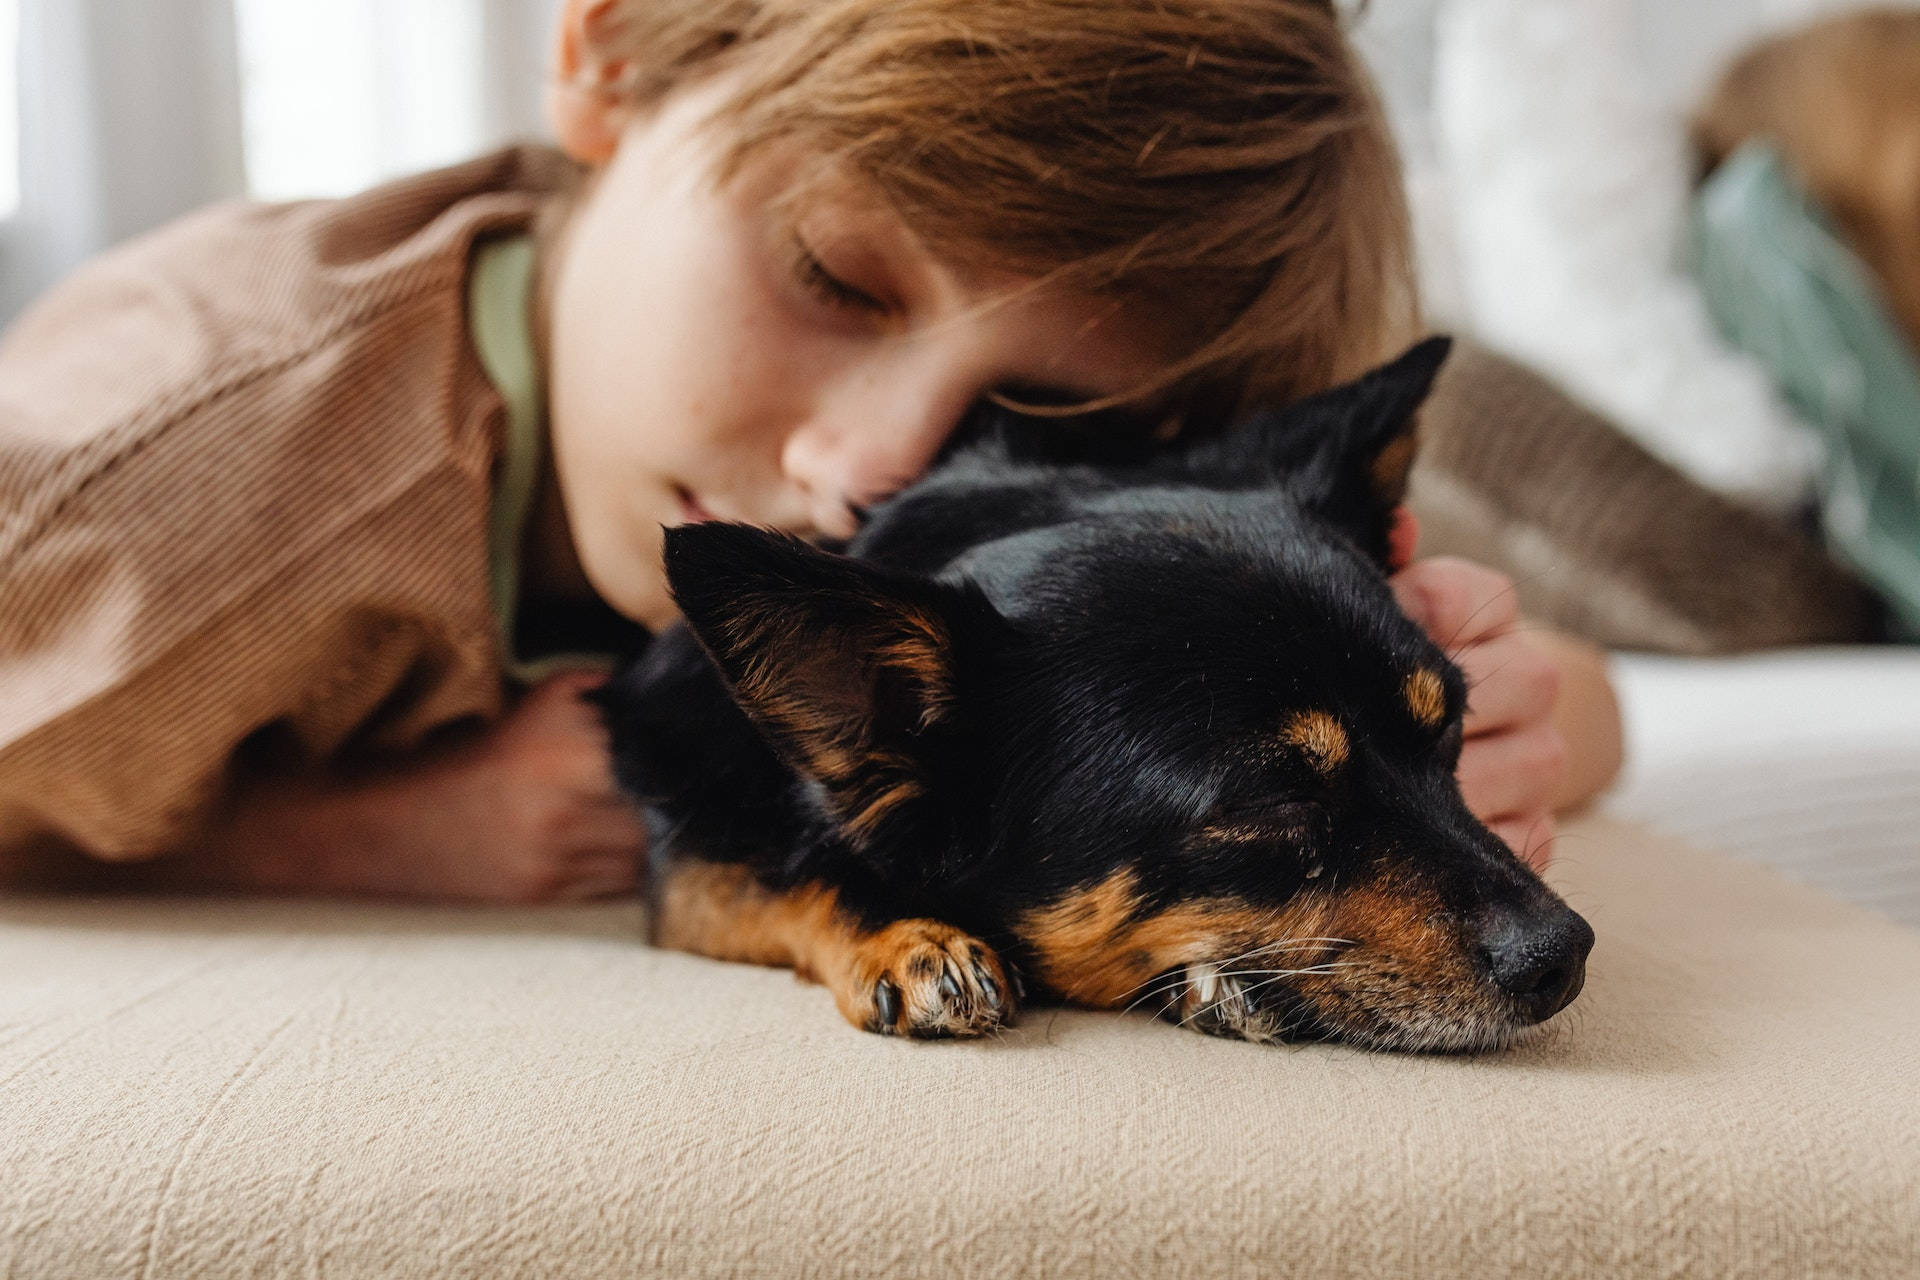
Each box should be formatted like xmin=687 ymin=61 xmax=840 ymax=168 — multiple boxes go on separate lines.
xmin=3 ymin=816 xmax=1916 ymax=1278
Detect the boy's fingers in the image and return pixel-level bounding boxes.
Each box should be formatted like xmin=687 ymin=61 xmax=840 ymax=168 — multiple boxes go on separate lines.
xmin=518 ymin=668 xmax=611 ymax=711
xmin=557 ymin=835 xmax=644 ymax=899
xmin=1386 ymin=506 xmax=1420 ymax=572
xmin=559 ymin=798 xmax=649 ymax=851
xmin=1390 ymin=557 xmax=1520 ymax=650
xmin=1457 ymin=722 xmax=1569 ymax=822
xmin=547 ymin=668 xmax=612 ymax=697
xmin=555 ymin=864 xmax=641 ymax=902
xmin=1455 ymin=632 xmax=1563 ymax=736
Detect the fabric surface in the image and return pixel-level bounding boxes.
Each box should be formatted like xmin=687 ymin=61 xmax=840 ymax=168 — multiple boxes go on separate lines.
xmin=1605 ymin=647 xmax=1920 ymax=929
xmin=1410 ymin=341 xmax=1882 ymax=652
xmin=0 ymin=146 xmax=575 ymax=864
xmin=1692 ymin=143 xmax=1920 ymax=638
xmin=1 ymin=815 xmax=1916 ymax=1279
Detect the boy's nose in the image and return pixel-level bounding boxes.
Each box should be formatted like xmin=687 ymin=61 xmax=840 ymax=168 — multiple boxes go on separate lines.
xmin=781 ymin=374 xmax=974 ymax=537
xmin=778 ymin=425 xmax=865 ymax=540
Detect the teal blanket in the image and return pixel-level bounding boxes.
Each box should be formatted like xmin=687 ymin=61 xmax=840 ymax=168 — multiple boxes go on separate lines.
xmin=1692 ymin=142 xmax=1920 ymax=638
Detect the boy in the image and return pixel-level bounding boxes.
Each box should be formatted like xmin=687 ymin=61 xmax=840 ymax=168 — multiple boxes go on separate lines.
xmin=0 ymin=0 xmax=1619 ymax=902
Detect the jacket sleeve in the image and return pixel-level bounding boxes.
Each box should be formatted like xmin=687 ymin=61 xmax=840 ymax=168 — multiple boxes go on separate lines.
xmin=0 ymin=199 xmax=512 ymax=864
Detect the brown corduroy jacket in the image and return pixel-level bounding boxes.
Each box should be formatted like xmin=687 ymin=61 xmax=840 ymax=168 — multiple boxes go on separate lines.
xmin=0 ymin=146 xmax=575 ymax=864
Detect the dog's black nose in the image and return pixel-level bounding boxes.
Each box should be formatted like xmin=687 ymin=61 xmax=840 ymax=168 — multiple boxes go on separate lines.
xmin=1474 ymin=904 xmax=1595 ymax=1023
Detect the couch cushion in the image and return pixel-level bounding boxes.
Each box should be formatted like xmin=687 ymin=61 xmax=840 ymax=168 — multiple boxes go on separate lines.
xmin=2 ymin=816 xmax=1916 ymax=1278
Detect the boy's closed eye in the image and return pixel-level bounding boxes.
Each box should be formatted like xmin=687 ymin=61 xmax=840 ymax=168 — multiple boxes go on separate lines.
xmin=788 ymin=230 xmax=892 ymax=317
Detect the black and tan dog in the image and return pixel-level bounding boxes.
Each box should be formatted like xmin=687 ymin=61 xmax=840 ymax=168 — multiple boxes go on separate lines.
xmin=595 ymin=338 xmax=1593 ymax=1052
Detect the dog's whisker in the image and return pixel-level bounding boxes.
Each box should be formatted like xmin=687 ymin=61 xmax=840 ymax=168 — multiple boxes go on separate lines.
xmin=1119 ymin=972 xmax=1192 ymax=1017
xmin=1242 ymin=936 xmax=1357 ymax=952
xmin=1435 ymin=578 xmax=1525 ymax=655
xmin=1220 ymin=965 xmax=1353 ymax=980
xmin=1233 ymin=970 xmax=1347 ymax=1001
xmin=1113 ymin=965 xmax=1193 ymax=1006
xmin=1211 ymin=938 xmax=1357 ymax=972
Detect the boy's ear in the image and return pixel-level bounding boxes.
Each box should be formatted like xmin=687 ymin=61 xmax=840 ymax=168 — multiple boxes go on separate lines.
xmin=547 ymin=0 xmax=636 ymax=164
xmin=1181 ymin=336 xmax=1452 ymax=568
xmin=664 ymin=523 xmax=982 ymax=861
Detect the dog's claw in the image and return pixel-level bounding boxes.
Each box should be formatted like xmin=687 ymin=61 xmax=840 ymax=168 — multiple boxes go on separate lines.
xmin=976 ymin=968 xmax=1002 ymax=1011
xmin=843 ymin=921 xmax=1015 ymax=1039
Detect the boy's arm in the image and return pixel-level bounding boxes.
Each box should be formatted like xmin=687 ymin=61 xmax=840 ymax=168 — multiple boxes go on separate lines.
xmin=87 ymin=672 xmax=646 ymax=904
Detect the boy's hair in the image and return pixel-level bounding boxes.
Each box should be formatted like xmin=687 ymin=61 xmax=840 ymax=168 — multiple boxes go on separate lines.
xmin=580 ymin=0 xmax=1414 ymax=422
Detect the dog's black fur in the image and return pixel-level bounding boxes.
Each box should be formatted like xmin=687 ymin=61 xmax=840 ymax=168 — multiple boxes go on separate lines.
xmin=595 ymin=338 xmax=1593 ymax=1052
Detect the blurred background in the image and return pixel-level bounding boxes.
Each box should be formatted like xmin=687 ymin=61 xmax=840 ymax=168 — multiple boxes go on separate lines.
xmin=0 ymin=0 xmax=560 ymax=322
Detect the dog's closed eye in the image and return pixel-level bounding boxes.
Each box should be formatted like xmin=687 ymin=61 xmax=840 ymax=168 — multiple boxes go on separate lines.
xmin=1206 ymin=798 xmax=1324 ymax=830
xmin=1191 ymin=798 xmax=1328 ymax=856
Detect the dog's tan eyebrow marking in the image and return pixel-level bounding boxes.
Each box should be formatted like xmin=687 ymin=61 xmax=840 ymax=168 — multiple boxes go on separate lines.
xmin=1281 ymin=711 xmax=1350 ymax=777
xmin=1404 ymin=669 xmax=1446 ymax=729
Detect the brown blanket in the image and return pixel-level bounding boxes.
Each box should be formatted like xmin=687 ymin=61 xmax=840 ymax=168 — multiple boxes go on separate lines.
xmin=1412 ymin=341 xmax=1884 ymax=652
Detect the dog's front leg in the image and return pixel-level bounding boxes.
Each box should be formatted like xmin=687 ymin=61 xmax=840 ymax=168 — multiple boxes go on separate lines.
xmin=654 ymin=859 xmax=1017 ymax=1038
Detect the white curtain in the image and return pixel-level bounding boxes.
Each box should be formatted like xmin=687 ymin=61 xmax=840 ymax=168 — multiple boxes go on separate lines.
xmin=0 ymin=0 xmax=559 ymax=327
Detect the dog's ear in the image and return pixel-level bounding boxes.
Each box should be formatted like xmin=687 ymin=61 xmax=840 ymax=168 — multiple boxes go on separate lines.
xmin=1180 ymin=336 xmax=1452 ymax=567
xmin=663 ymin=522 xmax=986 ymax=866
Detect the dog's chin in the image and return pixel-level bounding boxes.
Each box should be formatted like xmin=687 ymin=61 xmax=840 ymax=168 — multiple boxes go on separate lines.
xmin=1294 ymin=1011 xmax=1541 ymax=1055
xmin=1165 ymin=965 xmax=1539 ymax=1055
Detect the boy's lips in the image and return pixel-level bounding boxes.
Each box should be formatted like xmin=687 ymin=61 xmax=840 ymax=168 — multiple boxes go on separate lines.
xmin=675 ymin=487 xmax=719 ymax=524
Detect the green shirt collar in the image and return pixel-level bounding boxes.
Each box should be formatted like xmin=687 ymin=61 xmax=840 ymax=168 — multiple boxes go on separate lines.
xmin=469 ymin=233 xmax=630 ymax=682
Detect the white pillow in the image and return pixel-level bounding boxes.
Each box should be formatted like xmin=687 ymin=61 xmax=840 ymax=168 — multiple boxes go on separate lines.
xmin=1424 ymin=0 xmax=1825 ymax=512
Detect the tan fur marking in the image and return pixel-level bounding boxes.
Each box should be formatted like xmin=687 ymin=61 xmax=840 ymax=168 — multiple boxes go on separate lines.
xmin=1194 ymin=824 xmax=1270 ymax=845
xmin=653 ymin=861 xmax=842 ymax=975
xmin=717 ymin=599 xmax=952 ymax=843
xmin=839 ymin=775 xmax=924 ymax=842
xmin=1018 ymin=864 xmax=1534 ymax=1050
xmin=874 ymin=605 xmax=955 ymax=727
xmin=1017 ymin=869 xmax=1337 ymax=1007
xmin=1282 ymin=710 xmax=1350 ymax=776
xmin=1405 ymin=669 xmax=1446 ymax=729
xmin=653 ymin=862 xmax=1010 ymax=1036
xmin=1326 ymin=877 xmax=1452 ymax=970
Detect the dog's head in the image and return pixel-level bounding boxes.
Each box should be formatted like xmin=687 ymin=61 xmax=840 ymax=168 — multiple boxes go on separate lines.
xmin=664 ymin=338 xmax=1592 ymax=1053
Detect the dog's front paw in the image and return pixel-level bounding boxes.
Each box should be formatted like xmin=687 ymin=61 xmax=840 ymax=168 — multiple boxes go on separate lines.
xmin=838 ymin=920 xmax=1016 ymax=1038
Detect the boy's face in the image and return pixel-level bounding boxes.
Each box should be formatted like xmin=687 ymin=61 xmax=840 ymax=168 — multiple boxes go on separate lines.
xmin=542 ymin=73 xmax=1178 ymax=630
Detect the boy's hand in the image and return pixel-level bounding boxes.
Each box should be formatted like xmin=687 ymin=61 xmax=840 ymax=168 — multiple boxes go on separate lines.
xmin=447 ymin=669 xmax=649 ymax=903
xmin=1389 ymin=556 xmax=1565 ymax=871
xmin=120 ymin=670 xmax=647 ymax=904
